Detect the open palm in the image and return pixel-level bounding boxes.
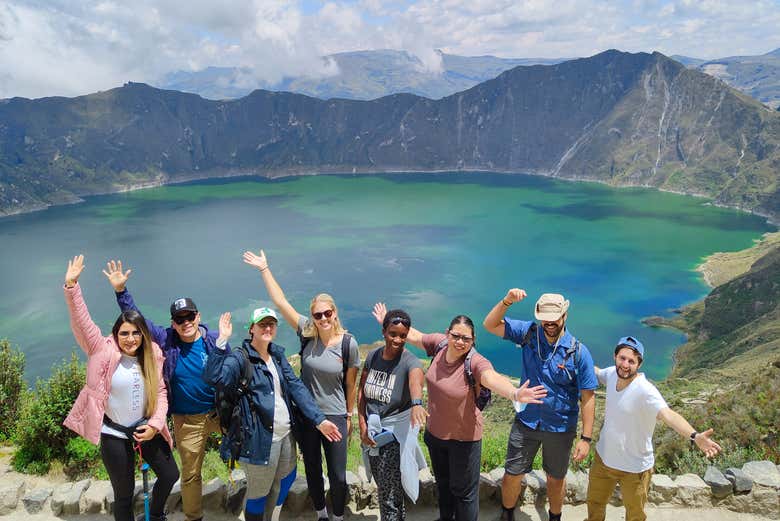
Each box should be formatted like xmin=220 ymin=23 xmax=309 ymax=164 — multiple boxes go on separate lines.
xmin=65 ymin=255 xmax=85 ymax=286
xmin=102 ymin=259 xmax=132 ymax=292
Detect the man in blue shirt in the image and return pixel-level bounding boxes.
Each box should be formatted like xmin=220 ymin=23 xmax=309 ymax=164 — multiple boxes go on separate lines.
xmin=484 ymin=290 xmax=597 ymax=521
xmin=104 ymin=260 xmax=230 ymax=521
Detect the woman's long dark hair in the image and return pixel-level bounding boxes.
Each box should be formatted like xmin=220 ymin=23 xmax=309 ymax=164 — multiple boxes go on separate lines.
xmin=112 ymin=310 xmax=158 ymax=418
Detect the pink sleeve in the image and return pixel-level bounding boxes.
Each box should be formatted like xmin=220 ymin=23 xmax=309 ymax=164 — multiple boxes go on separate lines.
xmin=147 ymin=345 xmax=168 ymax=431
xmin=64 ymin=283 xmax=107 ymax=357
xmin=421 ymin=333 xmax=448 ymax=357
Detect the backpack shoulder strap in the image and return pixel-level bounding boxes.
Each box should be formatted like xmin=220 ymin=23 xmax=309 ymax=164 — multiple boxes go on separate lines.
xmin=238 ymin=347 xmax=253 ymax=388
xmin=519 ymin=322 xmax=537 ymax=348
xmin=433 ymin=336 xmax=449 ymax=358
xmin=463 ymin=347 xmax=480 ymax=401
xmin=341 ymin=333 xmax=352 ymax=374
xmin=562 ymin=337 xmax=581 ymax=379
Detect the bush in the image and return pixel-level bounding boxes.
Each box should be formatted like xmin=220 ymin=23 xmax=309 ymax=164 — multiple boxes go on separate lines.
xmin=12 ymin=354 xmax=85 ymax=474
xmin=0 ymin=339 xmax=25 ymax=440
xmin=64 ymin=437 xmax=101 ymax=479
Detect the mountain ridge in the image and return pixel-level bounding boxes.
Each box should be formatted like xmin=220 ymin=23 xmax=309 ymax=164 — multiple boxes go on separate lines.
xmin=1 ymin=50 xmax=778 ymax=221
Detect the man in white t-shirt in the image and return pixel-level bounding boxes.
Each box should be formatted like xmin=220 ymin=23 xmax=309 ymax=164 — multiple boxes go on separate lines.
xmin=586 ymin=336 xmax=722 ymax=521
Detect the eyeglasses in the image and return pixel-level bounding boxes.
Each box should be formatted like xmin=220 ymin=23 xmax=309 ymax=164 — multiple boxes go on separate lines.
xmin=388 ymin=316 xmax=411 ymax=327
xmin=312 ymin=309 xmax=334 ymax=320
xmin=118 ymin=331 xmax=142 ymax=338
xmin=172 ymin=312 xmax=197 ymax=325
xmin=449 ymin=333 xmax=474 ymax=344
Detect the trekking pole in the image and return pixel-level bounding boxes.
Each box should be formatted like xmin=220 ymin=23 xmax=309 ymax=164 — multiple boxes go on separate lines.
xmin=142 ymin=462 xmax=151 ymax=521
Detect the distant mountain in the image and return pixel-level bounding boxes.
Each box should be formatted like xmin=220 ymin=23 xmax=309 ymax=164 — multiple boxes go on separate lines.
xmin=158 ymin=50 xmax=566 ymax=101
xmin=1 ymin=50 xmax=778 ymax=221
xmin=673 ymin=48 xmax=780 ymax=109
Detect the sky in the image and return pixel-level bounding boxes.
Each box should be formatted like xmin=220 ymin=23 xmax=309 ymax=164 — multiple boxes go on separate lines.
xmin=1 ymin=0 xmax=779 ymax=99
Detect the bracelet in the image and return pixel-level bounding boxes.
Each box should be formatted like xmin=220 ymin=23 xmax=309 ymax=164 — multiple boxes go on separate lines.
xmin=260 ymin=266 xmax=268 ymax=272
xmin=689 ymin=431 xmax=698 ymax=447
xmin=411 ymin=398 xmax=423 ymax=407
xmin=502 ymin=299 xmax=511 ymax=307
xmin=580 ymin=434 xmax=592 ymax=443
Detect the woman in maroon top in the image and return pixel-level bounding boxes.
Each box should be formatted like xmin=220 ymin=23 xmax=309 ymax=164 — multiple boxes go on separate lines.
xmin=372 ymin=304 xmax=546 ymax=521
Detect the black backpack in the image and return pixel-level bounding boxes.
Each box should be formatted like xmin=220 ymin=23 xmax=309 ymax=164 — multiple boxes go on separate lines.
xmin=215 ymin=345 xmax=272 ymax=469
xmin=432 ymin=337 xmax=492 ymax=410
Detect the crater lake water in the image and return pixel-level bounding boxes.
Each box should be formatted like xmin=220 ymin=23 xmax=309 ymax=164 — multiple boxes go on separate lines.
xmin=0 ymin=172 xmax=773 ymax=382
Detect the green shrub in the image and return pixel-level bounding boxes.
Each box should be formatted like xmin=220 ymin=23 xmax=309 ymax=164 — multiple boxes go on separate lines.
xmin=64 ymin=437 xmax=101 ymax=479
xmin=12 ymin=354 xmax=85 ymax=474
xmin=0 ymin=339 xmax=25 ymax=440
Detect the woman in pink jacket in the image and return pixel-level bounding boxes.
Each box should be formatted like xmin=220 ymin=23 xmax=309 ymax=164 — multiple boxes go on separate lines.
xmin=63 ymin=255 xmax=179 ymax=521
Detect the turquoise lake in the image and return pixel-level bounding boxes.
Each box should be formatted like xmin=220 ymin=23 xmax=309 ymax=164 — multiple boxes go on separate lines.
xmin=0 ymin=172 xmax=773 ymax=382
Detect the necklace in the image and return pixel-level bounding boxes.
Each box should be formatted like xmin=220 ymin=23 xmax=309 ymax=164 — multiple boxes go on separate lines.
xmin=535 ymin=327 xmax=561 ymax=363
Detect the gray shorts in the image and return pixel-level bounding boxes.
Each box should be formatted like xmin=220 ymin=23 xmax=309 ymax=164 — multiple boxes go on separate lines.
xmin=504 ymin=420 xmax=576 ymax=479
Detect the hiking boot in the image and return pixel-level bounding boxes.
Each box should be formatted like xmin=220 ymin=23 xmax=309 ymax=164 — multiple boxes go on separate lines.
xmin=499 ymin=506 xmax=515 ymax=521
xmin=548 ymin=511 xmax=562 ymax=521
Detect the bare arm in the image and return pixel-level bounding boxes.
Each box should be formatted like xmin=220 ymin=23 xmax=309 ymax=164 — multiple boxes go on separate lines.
xmin=483 ymin=288 xmax=527 ymax=337
xmin=372 ymin=302 xmax=424 ymax=347
xmin=572 ymin=389 xmax=596 ymax=462
xmin=357 ymin=365 xmax=375 ymax=447
xmin=408 ymin=366 xmax=428 ymax=427
xmin=479 ymin=369 xmax=547 ymax=403
xmin=243 ymin=250 xmax=300 ymax=330
xmin=657 ymin=407 xmax=722 ymax=457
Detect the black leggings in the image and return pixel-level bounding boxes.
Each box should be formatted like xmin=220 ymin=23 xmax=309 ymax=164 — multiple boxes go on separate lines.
xmin=100 ymin=433 xmax=180 ymax=521
xmin=299 ymin=414 xmax=348 ymax=516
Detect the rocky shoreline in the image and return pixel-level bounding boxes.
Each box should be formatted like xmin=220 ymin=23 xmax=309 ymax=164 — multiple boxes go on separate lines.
xmin=1 ymin=458 xmax=778 ymax=519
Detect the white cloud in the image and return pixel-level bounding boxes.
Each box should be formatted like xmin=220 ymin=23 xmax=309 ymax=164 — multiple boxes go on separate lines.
xmin=0 ymin=0 xmax=778 ymax=99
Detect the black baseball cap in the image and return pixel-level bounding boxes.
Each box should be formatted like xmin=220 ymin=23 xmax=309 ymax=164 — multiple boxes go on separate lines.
xmin=170 ymin=297 xmax=198 ymax=316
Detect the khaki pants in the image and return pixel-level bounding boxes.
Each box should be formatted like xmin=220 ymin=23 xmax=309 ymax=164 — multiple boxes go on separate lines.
xmin=173 ymin=412 xmax=221 ymax=521
xmin=586 ymin=451 xmax=652 ymax=521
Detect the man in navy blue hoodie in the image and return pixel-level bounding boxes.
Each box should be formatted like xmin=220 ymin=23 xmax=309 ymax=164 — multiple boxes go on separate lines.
xmin=104 ymin=260 xmax=230 ymax=521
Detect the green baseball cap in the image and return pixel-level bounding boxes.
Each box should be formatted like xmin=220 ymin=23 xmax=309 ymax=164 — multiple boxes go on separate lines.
xmin=246 ymin=307 xmax=279 ymax=329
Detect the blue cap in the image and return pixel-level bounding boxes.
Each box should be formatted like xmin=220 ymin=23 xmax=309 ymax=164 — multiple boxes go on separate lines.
xmin=616 ymin=336 xmax=644 ymax=358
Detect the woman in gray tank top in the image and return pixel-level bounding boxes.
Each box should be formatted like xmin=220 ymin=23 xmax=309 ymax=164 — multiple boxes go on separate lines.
xmin=243 ymin=249 xmax=360 ymax=521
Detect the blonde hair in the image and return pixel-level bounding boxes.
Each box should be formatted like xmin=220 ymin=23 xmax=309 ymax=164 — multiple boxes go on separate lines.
xmin=302 ymin=293 xmax=347 ymax=340
xmin=112 ymin=311 xmax=159 ymax=418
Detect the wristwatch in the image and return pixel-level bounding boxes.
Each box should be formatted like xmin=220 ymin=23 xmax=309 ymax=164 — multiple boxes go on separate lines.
xmin=411 ymin=398 xmax=423 ymax=407
xmin=689 ymin=431 xmax=698 ymax=447
xmin=580 ymin=434 xmax=592 ymax=443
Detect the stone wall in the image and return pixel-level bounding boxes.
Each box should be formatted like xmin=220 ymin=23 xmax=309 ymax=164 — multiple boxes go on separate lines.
xmin=0 ymin=461 xmax=778 ymax=519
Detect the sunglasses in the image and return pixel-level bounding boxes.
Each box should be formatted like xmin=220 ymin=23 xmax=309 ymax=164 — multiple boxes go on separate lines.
xmin=449 ymin=333 xmax=474 ymax=344
xmin=255 ymin=321 xmax=278 ymax=329
xmin=117 ymin=331 xmax=142 ymax=338
xmin=172 ymin=312 xmax=197 ymax=325
xmin=388 ymin=316 xmax=411 ymax=327
xmin=312 ymin=309 xmax=334 ymax=320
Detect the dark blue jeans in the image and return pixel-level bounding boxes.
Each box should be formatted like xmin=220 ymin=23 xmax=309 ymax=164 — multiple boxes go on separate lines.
xmin=424 ymin=430 xmax=481 ymax=521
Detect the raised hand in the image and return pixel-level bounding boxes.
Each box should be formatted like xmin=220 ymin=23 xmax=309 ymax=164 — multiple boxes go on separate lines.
xmin=317 ymin=419 xmax=343 ymax=442
xmin=695 ymin=428 xmax=722 ymax=458
xmin=505 ymin=288 xmax=527 ymax=304
xmin=242 ymin=250 xmax=268 ymax=272
xmin=102 ymin=259 xmax=132 ymax=292
xmin=513 ymin=379 xmax=547 ymax=404
xmin=217 ymin=312 xmax=233 ymax=345
xmin=372 ymin=302 xmax=387 ymax=325
xmin=65 ymin=255 xmax=85 ymax=287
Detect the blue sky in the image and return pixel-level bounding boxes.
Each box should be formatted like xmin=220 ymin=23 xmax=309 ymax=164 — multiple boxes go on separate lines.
xmin=1 ymin=0 xmax=779 ymax=98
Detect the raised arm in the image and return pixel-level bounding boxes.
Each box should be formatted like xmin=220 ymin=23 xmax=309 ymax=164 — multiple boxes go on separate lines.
xmin=203 ymin=313 xmax=241 ymax=389
xmin=63 ymin=255 xmax=105 ymax=357
xmin=104 ymin=259 xmax=167 ymax=345
xmin=658 ymin=407 xmax=722 ymax=458
xmin=243 ymin=250 xmax=299 ymax=330
xmin=480 ymin=370 xmax=547 ymax=404
xmin=372 ymin=302 xmax=424 ymax=347
xmin=483 ymin=288 xmax=527 ymax=337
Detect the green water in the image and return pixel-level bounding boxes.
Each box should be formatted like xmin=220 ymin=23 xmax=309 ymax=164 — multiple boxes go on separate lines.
xmin=0 ymin=172 xmax=772 ymax=382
